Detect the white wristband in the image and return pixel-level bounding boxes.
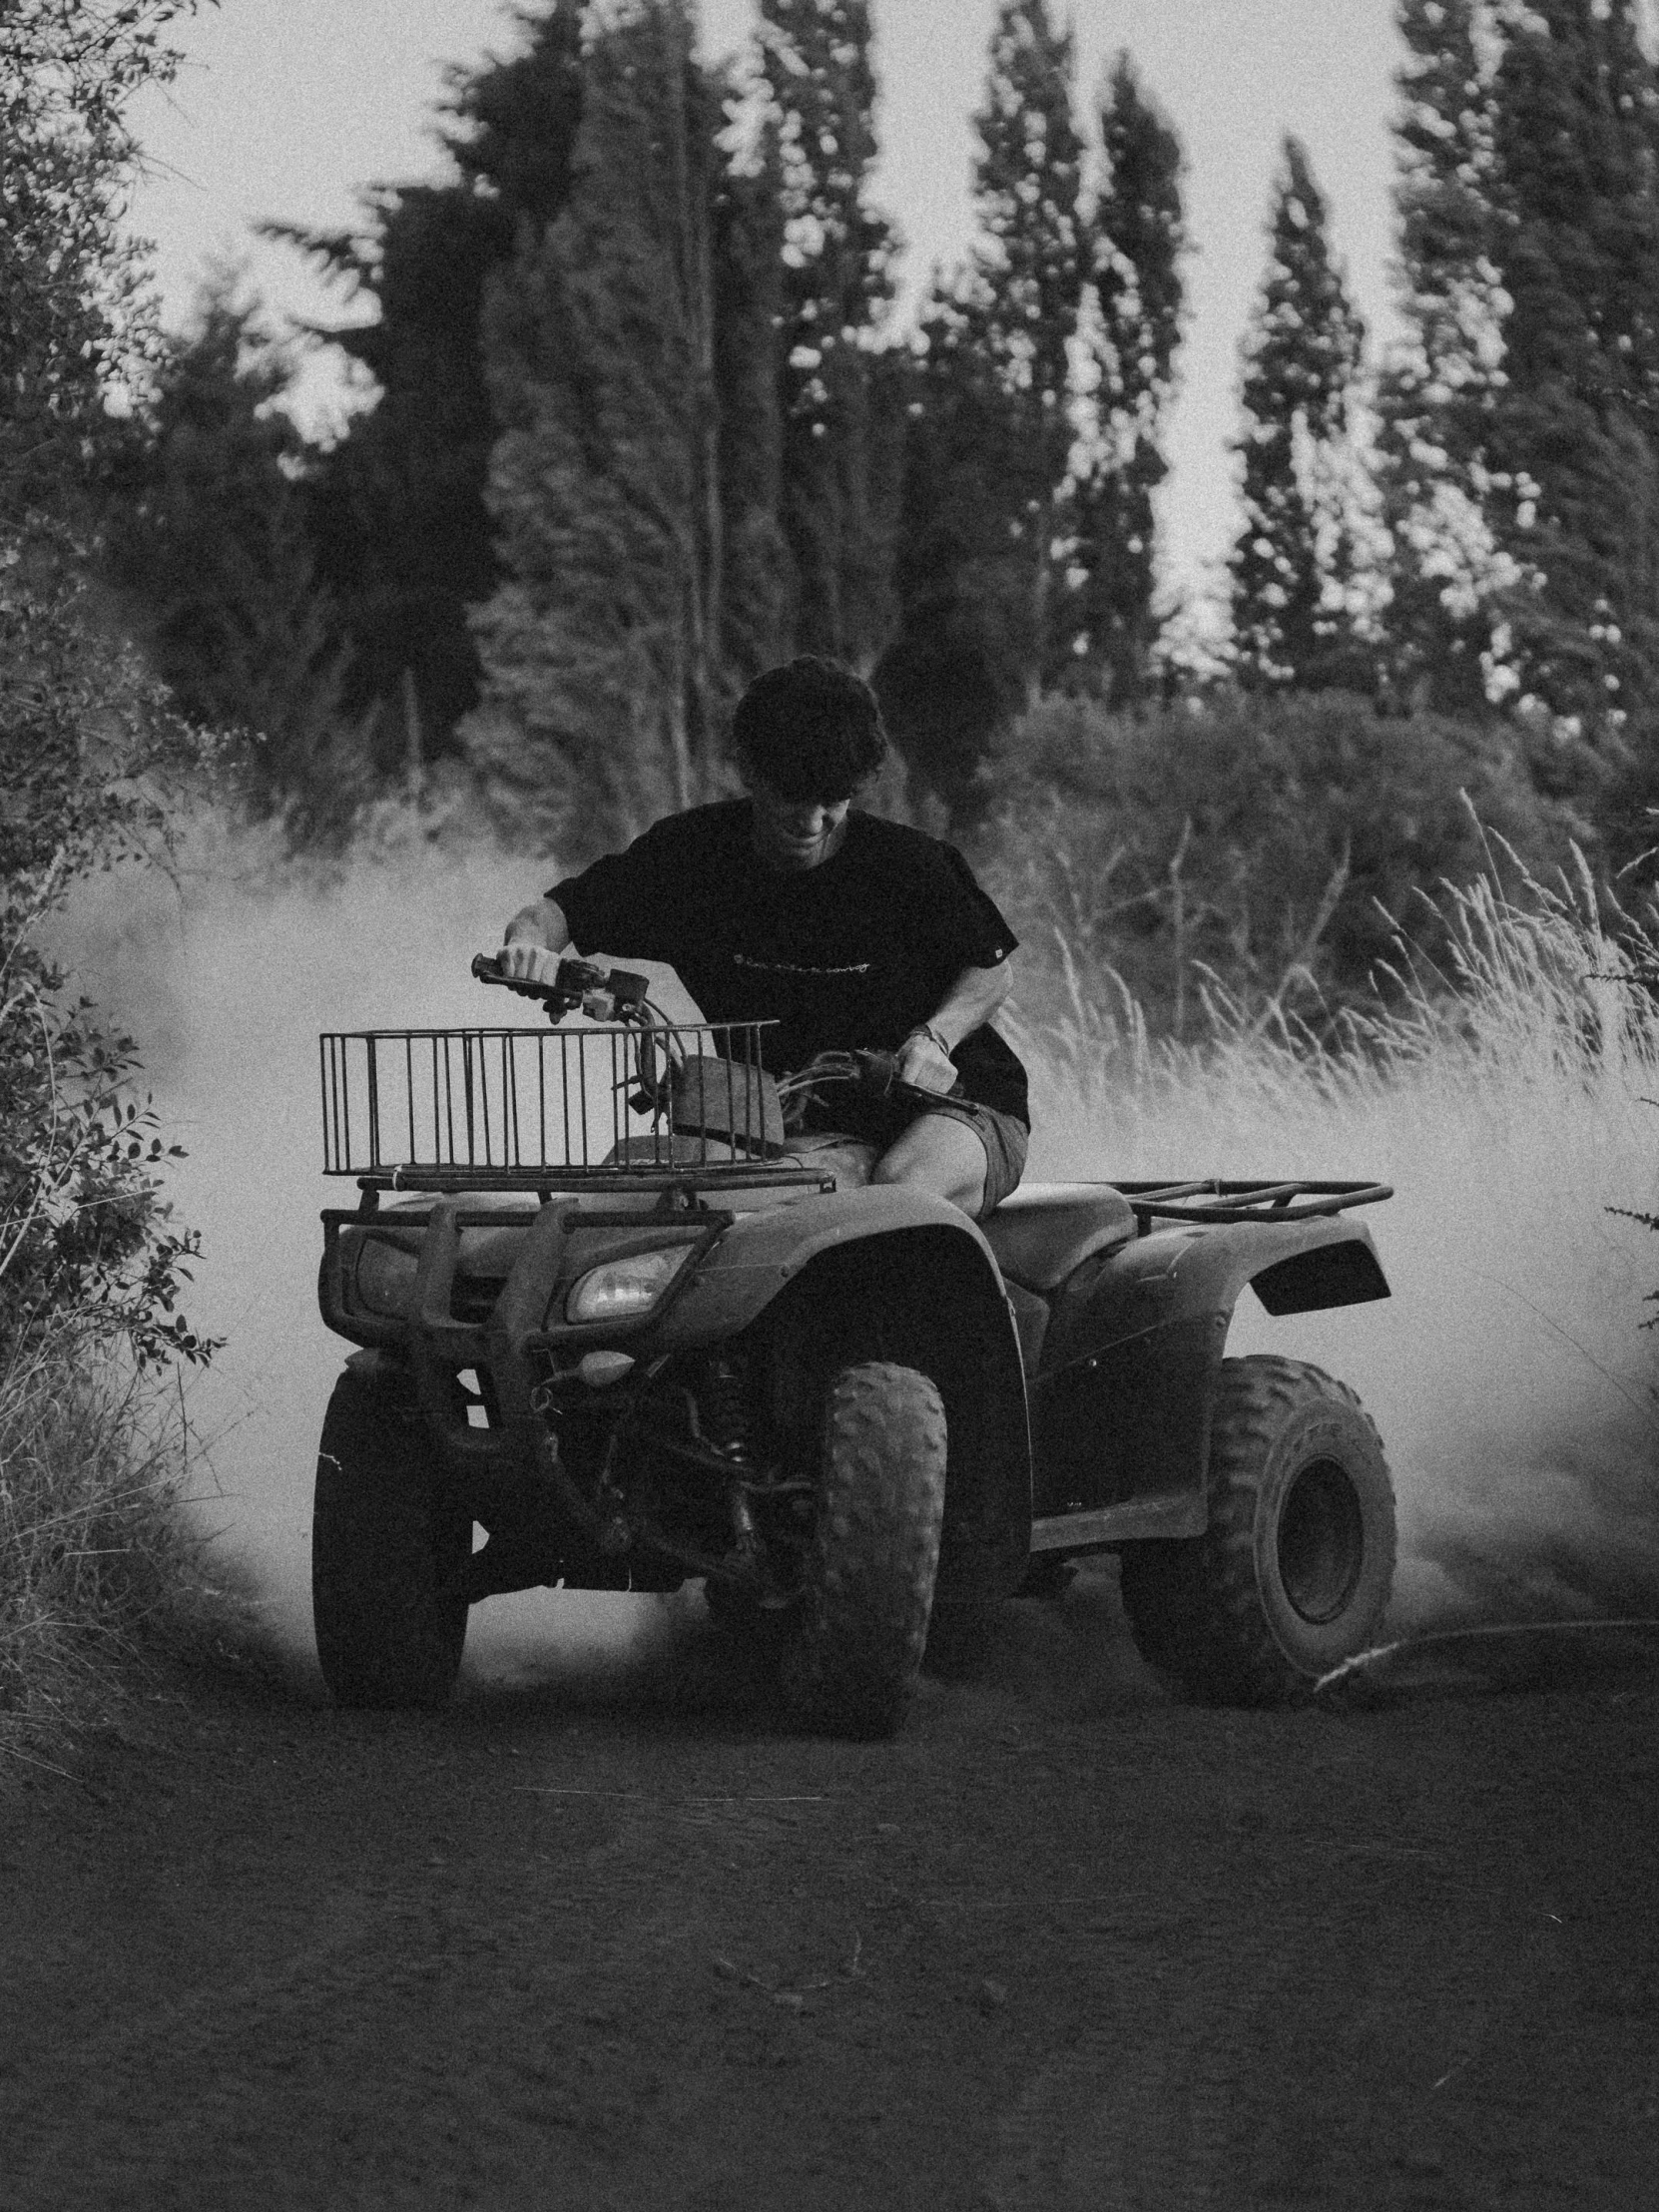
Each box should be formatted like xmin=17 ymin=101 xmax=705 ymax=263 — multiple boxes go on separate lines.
xmin=908 ymin=1023 xmax=953 ymax=1059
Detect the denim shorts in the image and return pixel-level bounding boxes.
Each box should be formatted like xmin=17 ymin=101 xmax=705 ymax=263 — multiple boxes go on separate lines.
xmin=913 ymin=1097 xmax=1029 ymax=1219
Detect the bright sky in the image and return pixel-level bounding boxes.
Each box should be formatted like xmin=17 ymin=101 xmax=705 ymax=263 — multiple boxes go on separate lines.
xmin=127 ymin=0 xmax=1405 ymax=627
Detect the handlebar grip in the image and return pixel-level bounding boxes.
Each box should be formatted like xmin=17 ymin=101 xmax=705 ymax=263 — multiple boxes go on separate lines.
xmin=473 ymin=950 xmax=556 ymax=998
xmin=856 ymin=1047 xmax=965 ymax=1109
xmin=470 ymin=951 xmax=620 ymax=1010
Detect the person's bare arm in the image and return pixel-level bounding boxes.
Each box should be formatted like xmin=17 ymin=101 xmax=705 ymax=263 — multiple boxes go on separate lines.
xmin=896 ymin=957 xmax=1015 ymax=1093
xmin=497 ymin=896 xmax=573 ymax=984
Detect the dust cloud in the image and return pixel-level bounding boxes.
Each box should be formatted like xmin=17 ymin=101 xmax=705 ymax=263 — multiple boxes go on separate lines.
xmin=43 ymin=818 xmax=1659 ymax=1692
xmin=1027 ymin=1012 xmax=1659 ymax=1639
xmin=44 ymin=815 xmax=699 ymax=1688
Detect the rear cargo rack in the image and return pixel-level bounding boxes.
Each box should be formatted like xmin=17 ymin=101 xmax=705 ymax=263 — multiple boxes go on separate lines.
xmin=1117 ymin=1179 xmax=1392 ymax=1229
xmin=319 ymin=1019 xmax=828 ymax=1195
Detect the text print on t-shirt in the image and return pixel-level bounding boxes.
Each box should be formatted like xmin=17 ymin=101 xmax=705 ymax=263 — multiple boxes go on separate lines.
xmin=732 ymin=953 xmax=873 ymax=978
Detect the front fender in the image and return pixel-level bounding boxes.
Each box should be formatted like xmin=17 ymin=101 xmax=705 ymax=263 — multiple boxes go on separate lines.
xmin=637 ymin=1184 xmax=1003 ymax=1355
xmin=1034 ymin=1215 xmax=1389 ymax=1520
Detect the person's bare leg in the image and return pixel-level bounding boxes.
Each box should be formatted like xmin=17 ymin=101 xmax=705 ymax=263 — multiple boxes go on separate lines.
xmin=869 ymin=1114 xmax=987 ymax=1217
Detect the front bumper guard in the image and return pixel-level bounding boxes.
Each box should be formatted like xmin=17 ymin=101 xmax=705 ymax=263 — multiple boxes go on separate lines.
xmin=397 ymin=1197 xmax=730 ymax=1487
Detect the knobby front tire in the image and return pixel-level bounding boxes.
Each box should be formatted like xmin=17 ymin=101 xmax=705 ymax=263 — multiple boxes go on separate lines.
xmin=311 ymin=1372 xmax=471 ymax=1711
xmin=780 ymin=1361 xmax=948 ymax=1740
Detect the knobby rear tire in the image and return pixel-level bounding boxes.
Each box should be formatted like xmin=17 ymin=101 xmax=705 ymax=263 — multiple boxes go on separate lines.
xmin=1118 ymin=1354 xmax=1395 ymax=1707
xmin=780 ymin=1361 xmax=947 ymax=1741
xmin=311 ymin=1371 xmax=470 ymax=1711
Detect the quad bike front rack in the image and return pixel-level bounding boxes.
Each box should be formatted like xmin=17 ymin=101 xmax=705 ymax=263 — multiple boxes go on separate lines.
xmin=318 ymin=1014 xmax=830 ymax=1196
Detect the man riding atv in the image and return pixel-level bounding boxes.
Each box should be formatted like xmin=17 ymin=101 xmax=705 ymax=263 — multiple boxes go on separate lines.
xmin=307 ymin=657 xmax=1396 ymax=1740
xmin=496 ymin=656 xmax=1030 ymax=1223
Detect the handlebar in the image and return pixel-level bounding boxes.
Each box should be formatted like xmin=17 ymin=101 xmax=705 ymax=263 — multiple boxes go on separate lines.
xmin=780 ymin=1047 xmax=964 ymax=1115
xmin=470 ymin=957 xmax=960 ymax=1111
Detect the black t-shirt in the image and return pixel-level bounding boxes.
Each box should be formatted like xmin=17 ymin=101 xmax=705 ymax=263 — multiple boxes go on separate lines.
xmin=548 ymin=800 xmax=1029 ymax=1132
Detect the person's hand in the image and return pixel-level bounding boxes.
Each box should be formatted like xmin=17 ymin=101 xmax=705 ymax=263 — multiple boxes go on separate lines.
xmin=897 ymin=1026 xmax=958 ymax=1094
xmin=497 ymin=938 xmax=561 ymax=988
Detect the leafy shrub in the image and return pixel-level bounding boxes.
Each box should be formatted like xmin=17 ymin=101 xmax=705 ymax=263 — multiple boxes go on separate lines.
xmin=0 ymin=3 xmax=245 ymax=1760
xmin=1 ymin=935 xmax=217 ymax=1373
xmin=2 ymin=521 xmax=224 ymax=1367
xmin=973 ymin=687 xmax=1574 ymax=1038
xmin=0 ymin=549 xmax=227 ymax=1757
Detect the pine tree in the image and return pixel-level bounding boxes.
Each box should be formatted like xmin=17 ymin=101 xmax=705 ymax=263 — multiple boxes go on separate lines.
xmin=1378 ymin=0 xmax=1512 ymax=714
xmin=879 ymin=307 xmax=1033 ymax=811
xmin=962 ymin=0 xmax=1085 ymax=691
xmin=759 ymin=0 xmax=899 ymax=669
xmin=1481 ymin=0 xmax=1659 ymax=770
xmin=104 ymin=286 xmax=347 ymax=823
xmin=1229 ymin=137 xmax=1369 ymax=689
xmin=468 ymin=0 xmax=729 ymax=848
xmin=712 ymin=117 xmax=795 ymax=691
xmin=878 ymin=0 xmax=1084 ymax=805
xmin=1070 ymin=51 xmax=1186 ymax=703
xmin=269 ymin=3 xmax=587 ymax=763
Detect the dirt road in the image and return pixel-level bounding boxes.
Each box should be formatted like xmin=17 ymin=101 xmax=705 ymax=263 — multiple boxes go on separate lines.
xmin=1 ymin=1567 xmax=1655 ymax=2211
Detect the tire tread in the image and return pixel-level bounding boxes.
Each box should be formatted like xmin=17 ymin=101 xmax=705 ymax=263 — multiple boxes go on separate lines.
xmin=1118 ymin=1355 xmax=1393 ymax=1707
xmin=311 ymin=1373 xmax=469 ymax=1710
xmin=781 ymin=1361 xmax=947 ymax=1739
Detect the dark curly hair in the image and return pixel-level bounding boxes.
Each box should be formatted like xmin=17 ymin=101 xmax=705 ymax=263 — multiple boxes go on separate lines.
xmin=729 ymin=656 xmax=888 ymax=802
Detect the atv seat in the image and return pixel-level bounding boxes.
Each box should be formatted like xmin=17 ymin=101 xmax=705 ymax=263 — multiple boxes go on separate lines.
xmin=982 ymin=1182 xmax=1138 ymax=1294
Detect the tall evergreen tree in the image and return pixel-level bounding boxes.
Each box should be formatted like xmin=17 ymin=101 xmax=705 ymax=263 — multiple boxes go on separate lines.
xmin=759 ymin=0 xmax=898 ymax=669
xmin=962 ymin=0 xmax=1085 ymax=690
xmin=1481 ymin=0 xmax=1659 ymax=773
xmin=880 ymin=307 xmax=1029 ymax=811
xmin=879 ymin=0 xmax=1083 ymax=805
xmin=1378 ymin=0 xmax=1512 ymax=715
xmin=467 ymin=0 xmax=731 ymax=847
xmin=1070 ymin=51 xmax=1185 ymax=703
xmin=712 ymin=117 xmax=795 ymax=692
xmin=1229 ymin=137 xmax=1369 ymax=689
xmin=270 ymin=2 xmax=587 ymax=765
xmin=104 ymin=286 xmax=348 ymax=825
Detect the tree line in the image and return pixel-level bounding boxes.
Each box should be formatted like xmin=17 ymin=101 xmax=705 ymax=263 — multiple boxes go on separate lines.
xmin=101 ymin=0 xmax=1187 ymax=842
xmin=89 ymin=0 xmax=1659 ymax=1018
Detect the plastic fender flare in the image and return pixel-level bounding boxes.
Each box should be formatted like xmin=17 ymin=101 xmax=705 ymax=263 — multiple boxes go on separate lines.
xmin=1035 ymin=1215 xmax=1389 ymax=1522
xmin=642 ymin=1183 xmax=1003 ymax=1352
xmin=1143 ymin=1212 xmax=1388 ymax=1327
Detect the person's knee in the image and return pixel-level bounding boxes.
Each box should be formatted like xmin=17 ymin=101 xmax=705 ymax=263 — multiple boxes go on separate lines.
xmin=871 ymin=1120 xmax=986 ymax=1214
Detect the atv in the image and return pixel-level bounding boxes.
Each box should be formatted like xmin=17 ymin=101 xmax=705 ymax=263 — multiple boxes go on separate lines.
xmin=311 ymin=957 xmax=1396 ymax=1737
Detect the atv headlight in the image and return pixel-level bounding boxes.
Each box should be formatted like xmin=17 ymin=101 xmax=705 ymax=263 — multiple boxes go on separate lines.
xmin=565 ymin=1245 xmax=694 ymax=1325
xmin=350 ymin=1235 xmax=419 ymax=1319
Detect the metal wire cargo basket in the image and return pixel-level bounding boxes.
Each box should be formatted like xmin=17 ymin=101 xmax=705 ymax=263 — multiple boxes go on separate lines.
xmin=318 ymin=1018 xmax=813 ymax=1193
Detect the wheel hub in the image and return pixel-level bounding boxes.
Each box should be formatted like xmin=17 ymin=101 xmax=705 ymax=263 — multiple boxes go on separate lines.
xmin=1276 ymin=1456 xmax=1365 ymax=1625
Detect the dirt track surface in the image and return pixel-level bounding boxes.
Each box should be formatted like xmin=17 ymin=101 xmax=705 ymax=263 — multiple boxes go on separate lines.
xmin=2 ymin=1567 xmax=1656 ymax=2212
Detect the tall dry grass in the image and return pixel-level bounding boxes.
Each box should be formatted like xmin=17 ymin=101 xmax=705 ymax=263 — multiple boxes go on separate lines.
xmin=0 ymin=1340 xmax=235 ymax=1764
xmin=1016 ymin=849 xmax=1659 ymax=1632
